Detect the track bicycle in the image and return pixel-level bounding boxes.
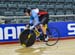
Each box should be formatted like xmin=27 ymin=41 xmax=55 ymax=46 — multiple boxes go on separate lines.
xmin=19 ymin=24 xmax=60 ymax=47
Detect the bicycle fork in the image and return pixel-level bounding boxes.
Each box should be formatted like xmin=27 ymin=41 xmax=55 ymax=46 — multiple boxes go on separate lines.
xmin=34 ymin=30 xmax=40 ymax=37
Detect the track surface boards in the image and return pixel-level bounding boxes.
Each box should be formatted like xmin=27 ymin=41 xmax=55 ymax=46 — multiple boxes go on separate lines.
xmin=0 ymin=39 xmax=75 ymax=55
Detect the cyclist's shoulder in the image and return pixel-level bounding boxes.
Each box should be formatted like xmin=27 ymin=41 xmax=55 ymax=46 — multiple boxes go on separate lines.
xmin=31 ymin=8 xmax=39 ymax=14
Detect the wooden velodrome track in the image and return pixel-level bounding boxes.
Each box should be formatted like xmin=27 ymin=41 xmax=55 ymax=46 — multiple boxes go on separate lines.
xmin=0 ymin=39 xmax=75 ymax=55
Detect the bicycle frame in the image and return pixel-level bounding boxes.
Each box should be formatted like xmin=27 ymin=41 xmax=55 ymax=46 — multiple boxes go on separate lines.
xmin=31 ymin=24 xmax=48 ymax=37
xmin=34 ymin=29 xmax=40 ymax=37
xmin=19 ymin=24 xmax=60 ymax=47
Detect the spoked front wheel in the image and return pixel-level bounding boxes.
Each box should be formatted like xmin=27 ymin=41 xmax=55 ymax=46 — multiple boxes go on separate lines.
xmin=46 ymin=27 xmax=60 ymax=46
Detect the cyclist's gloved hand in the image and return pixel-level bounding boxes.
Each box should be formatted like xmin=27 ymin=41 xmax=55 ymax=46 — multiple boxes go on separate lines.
xmin=26 ymin=23 xmax=33 ymax=29
xmin=29 ymin=23 xmax=35 ymax=30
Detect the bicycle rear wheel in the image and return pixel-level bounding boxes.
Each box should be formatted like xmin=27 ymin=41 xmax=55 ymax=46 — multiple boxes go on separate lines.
xmin=46 ymin=27 xmax=60 ymax=46
xmin=19 ymin=29 xmax=36 ymax=47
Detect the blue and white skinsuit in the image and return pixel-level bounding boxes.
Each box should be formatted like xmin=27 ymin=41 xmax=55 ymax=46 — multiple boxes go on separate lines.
xmin=29 ymin=8 xmax=40 ymax=26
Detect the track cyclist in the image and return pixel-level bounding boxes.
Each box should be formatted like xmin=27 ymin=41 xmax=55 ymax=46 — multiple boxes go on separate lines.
xmin=24 ymin=8 xmax=49 ymax=42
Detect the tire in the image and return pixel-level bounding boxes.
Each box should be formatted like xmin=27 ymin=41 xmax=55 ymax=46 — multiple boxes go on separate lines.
xmin=19 ymin=29 xmax=36 ymax=47
xmin=46 ymin=27 xmax=60 ymax=46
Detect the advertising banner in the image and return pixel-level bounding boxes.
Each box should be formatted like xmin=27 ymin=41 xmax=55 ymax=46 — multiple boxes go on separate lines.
xmin=0 ymin=22 xmax=75 ymax=43
xmin=48 ymin=22 xmax=75 ymax=37
xmin=0 ymin=24 xmax=26 ymax=42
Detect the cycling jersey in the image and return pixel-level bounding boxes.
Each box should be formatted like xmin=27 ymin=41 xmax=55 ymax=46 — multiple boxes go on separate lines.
xmin=38 ymin=11 xmax=48 ymax=16
xmin=29 ymin=8 xmax=49 ymax=25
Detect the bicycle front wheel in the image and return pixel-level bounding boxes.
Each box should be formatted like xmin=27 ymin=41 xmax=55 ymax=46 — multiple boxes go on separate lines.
xmin=46 ymin=27 xmax=60 ymax=46
xmin=19 ymin=29 xmax=36 ymax=47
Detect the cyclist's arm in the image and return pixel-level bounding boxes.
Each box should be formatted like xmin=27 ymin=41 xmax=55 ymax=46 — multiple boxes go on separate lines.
xmin=30 ymin=10 xmax=40 ymax=26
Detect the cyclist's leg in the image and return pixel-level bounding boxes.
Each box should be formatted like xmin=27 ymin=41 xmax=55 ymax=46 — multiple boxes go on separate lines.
xmin=40 ymin=24 xmax=49 ymax=41
xmin=39 ymin=14 xmax=49 ymax=41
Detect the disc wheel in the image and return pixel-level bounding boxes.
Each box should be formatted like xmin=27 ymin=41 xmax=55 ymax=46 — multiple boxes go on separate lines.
xmin=19 ymin=29 xmax=36 ymax=47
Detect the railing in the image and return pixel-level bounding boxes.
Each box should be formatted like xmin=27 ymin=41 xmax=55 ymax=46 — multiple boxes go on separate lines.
xmin=0 ymin=14 xmax=75 ymax=24
xmin=0 ymin=14 xmax=75 ymax=18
